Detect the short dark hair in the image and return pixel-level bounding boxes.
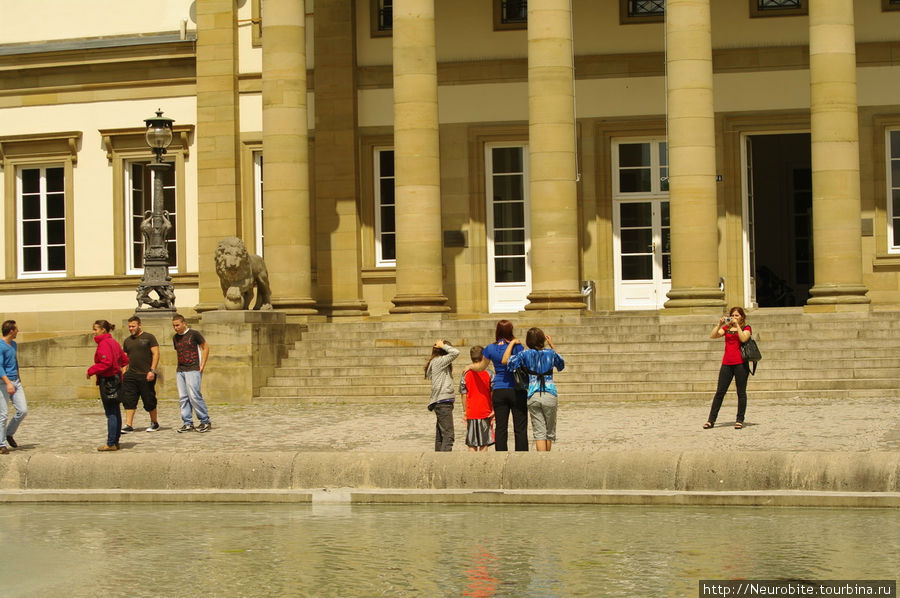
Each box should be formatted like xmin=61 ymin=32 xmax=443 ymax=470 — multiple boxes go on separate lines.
xmin=2 ymin=320 xmax=16 ymax=336
xmin=172 ymin=314 xmax=186 ymax=323
xmin=93 ymin=319 xmax=114 ymax=333
xmin=525 ymin=327 xmax=546 ymax=350
xmin=495 ymin=319 xmax=514 ymax=342
xmin=127 ymin=315 xmax=142 ymax=324
xmin=469 ymin=345 xmax=484 ymax=362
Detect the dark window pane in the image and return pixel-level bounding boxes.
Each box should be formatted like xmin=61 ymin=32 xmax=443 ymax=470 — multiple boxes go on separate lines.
xmin=794 ymin=216 xmax=809 ymax=236
xmin=620 ymin=229 xmax=653 ymax=254
xmin=795 ymin=263 xmax=810 ymax=285
xmin=22 ymin=221 xmax=41 ymax=245
xmin=379 ymin=0 xmax=392 ymax=31
xmin=132 ymin=163 xmax=144 ymax=183
xmin=379 ymin=150 xmax=394 ymax=176
xmin=628 ymin=0 xmax=665 ymax=17
xmin=380 ymin=206 xmax=395 ymax=233
xmin=619 ymin=202 xmax=651 ymax=228
xmin=891 ymin=132 xmax=900 ymax=159
xmin=47 ymin=246 xmax=65 ymax=271
xmin=892 ymin=161 xmax=900 ymax=186
xmin=893 ymin=190 xmax=900 ymax=216
xmin=22 ymin=196 xmax=41 ymax=220
xmin=132 ymin=218 xmax=143 ymax=244
xmin=793 ymin=168 xmax=811 ymax=189
xmin=622 ymin=255 xmax=653 ymax=280
xmin=133 ymin=243 xmax=143 ymax=269
xmin=492 ymin=147 xmax=523 ymax=173
xmin=795 ymin=191 xmax=812 ymax=213
xmin=494 ymin=257 xmax=525 ymax=283
xmin=381 ymin=233 xmax=396 ymax=260
xmin=46 ymin=193 xmax=65 ymax=219
xmin=493 ymin=176 xmax=524 ymax=202
xmin=167 ymin=215 xmax=177 ymax=240
xmin=660 ymin=167 xmax=669 ymax=192
xmin=618 ymin=143 xmax=650 ymax=168
xmin=495 ymin=242 xmax=525 ymax=257
xmin=619 ymin=169 xmax=652 ymax=193
xmin=163 ymin=187 xmax=176 ymax=213
xmin=658 ymin=142 xmax=668 ymax=167
xmin=494 ymin=202 xmax=525 ymax=229
xmin=795 ymin=240 xmax=809 ymax=261
xmin=379 ymin=179 xmax=395 ymax=204
xmin=662 ymin=228 xmax=671 ymax=253
xmin=662 ymin=254 xmax=672 ymax=280
xmin=23 ymin=247 xmax=41 ymax=272
xmin=166 ymin=241 xmax=177 ymax=267
xmin=21 ymin=168 xmax=40 ymax=194
xmin=661 ymin=201 xmax=670 ymax=226
xmin=894 ymin=218 xmax=900 ymax=247
xmin=495 ymin=229 xmax=525 ymax=244
xmin=46 ymin=220 xmax=65 ymax=244
xmin=46 ymin=167 xmax=64 ymax=193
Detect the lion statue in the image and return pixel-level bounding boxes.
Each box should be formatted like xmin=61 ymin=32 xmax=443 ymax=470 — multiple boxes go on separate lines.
xmin=214 ymin=237 xmax=273 ymax=311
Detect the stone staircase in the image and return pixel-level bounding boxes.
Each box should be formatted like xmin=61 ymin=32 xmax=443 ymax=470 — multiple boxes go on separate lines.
xmin=255 ymin=309 xmax=900 ymax=403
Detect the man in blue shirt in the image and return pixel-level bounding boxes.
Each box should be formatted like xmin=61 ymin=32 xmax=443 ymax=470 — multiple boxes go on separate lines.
xmin=0 ymin=320 xmax=28 ymax=454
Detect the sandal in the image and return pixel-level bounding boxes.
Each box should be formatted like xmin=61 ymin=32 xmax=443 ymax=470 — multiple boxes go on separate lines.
xmin=703 ymin=422 xmax=714 ymax=429
xmin=734 ymin=422 xmax=744 ymax=430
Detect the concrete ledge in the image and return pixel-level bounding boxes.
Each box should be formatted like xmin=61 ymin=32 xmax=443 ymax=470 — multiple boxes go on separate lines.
xmin=1 ymin=451 xmax=898 ymax=499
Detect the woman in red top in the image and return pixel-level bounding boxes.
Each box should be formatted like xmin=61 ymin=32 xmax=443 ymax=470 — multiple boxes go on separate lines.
xmin=703 ymin=307 xmax=751 ymax=430
xmin=87 ymin=320 xmax=129 ymax=451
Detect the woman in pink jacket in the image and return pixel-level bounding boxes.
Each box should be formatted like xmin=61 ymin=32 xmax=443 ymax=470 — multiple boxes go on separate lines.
xmin=87 ymin=320 xmax=129 ymax=451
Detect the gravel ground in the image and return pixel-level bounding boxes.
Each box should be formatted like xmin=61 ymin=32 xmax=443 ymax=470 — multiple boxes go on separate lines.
xmin=4 ymin=395 xmax=898 ymax=454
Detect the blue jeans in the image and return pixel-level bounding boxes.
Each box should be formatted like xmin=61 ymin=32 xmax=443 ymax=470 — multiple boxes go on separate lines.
xmin=0 ymin=378 xmax=28 ymax=448
xmin=176 ymin=370 xmax=210 ymax=425
xmin=101 ymin=397 xmax=122 ymax=446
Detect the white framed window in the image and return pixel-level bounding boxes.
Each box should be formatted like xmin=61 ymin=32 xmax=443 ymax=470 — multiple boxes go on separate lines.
xmin=254 ymin=151 xmax=264 ymax=257
xmin=125 ymin=160 xmax=178 ymax=274
xmin=613 ymin=139 xmax=669 ymax=197
xmin=16 ymin=164 xmax=67 ymax=278
xmin=887 ymin=129 xmax=900 ymax=253
xmin=374 ymin=147 xmax=396 ymax=266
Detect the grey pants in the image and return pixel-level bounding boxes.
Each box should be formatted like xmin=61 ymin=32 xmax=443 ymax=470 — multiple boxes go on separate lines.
xmin=432 ymin=402 xmax=455 ymax=452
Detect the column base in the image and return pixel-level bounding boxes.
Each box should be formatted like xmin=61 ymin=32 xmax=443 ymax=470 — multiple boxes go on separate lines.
xmin=317 ymin=299 xmax=370 ymax=317
xmin=664 ymin=287 xmax=726 ymax=309
xmin=389 ymin=294 xmax=450 ymax=313
xmin=525 ymin=290 xmax=586 ymax=311
xmin=271 ymin=296 xmax=319 ymax=316
xmin=806 ymin=284 xmax=870 ymax=306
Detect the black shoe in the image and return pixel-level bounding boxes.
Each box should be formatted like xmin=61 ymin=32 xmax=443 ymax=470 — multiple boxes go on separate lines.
xmin=196 ymin=422 xmax=212 ymax=433
xmin=177 ymin=424 xmax=195 ymax=433
xmin=146 ymin=422 xmax=160 ymax=432
xmin=6 ymin=435 xmax=17 ymax=448
xmin=121 ymin=425 xmax=134 ymax=433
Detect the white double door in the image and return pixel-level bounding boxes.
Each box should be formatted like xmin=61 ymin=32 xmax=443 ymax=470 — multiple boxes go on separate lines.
xmin=613 ymin=199 xmax=671 ymax=309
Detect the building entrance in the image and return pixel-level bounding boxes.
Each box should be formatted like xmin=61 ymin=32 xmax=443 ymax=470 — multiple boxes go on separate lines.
xmin=746 ymin=133 xmax=813 ymax=307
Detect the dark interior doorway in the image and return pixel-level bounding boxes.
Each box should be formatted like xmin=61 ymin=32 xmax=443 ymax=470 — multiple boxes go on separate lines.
xmin=748 ymin=133 xmax=813 ymax=307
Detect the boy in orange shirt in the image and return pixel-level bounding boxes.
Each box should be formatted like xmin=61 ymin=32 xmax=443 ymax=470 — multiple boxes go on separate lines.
xmin=459 ymin=346 xmax=494 ymax=452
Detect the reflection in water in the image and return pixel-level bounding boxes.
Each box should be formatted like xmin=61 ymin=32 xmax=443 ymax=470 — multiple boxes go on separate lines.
xmin=1 ymin=504 xmax=898 ymax=597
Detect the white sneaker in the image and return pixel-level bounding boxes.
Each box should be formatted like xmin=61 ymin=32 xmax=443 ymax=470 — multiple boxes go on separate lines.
xmin=146 ymin=422 xmax=160 ymax=432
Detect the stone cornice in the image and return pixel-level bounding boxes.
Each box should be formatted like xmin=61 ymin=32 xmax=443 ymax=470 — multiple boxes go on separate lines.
xmin=0 ymin=273 xmax=198 ymax=293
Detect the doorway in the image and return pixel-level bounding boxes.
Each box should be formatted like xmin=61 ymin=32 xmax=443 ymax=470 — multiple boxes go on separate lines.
xmin=744 ymin=133 xmax=813 ymax=307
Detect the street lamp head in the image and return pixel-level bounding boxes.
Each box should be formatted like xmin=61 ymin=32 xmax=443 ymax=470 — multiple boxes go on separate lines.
xmin=144 ymin=109 xmax=175 ymax=163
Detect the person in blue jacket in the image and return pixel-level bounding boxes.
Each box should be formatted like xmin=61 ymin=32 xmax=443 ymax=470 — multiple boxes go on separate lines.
xmin=502 ymin=327 xmax=564 ymax=452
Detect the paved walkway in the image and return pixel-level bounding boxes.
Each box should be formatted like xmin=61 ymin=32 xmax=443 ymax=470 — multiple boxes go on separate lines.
xmin=4 ymin=396 xmax=898 ymax=455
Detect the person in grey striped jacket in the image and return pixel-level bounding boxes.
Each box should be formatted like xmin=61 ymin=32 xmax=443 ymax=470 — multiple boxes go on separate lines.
xmin=425 ymin=339 xmax=459 ymax=451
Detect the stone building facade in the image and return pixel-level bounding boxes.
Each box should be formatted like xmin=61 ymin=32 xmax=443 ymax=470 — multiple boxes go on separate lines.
xmin=3 ymin=0 xmax=900 ymax=332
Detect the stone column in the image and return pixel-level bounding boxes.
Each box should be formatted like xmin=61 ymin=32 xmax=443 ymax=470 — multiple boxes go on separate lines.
xmin=389 ymin=0 xmax=449 ymax=313
xmin=663 ymin=0 xmax=725 ymax=310
xmin=195 ymin=0 xmax=242 ymax=312
xmin=262 ymin=0 xmax=317 ymax=315
xmin=314 ymin=0 xmax=368 ymax=316
xmin=806 ymin=0 xmax=869 ymax=307
xmin=524 ymin=0 xmax=584 ymax=310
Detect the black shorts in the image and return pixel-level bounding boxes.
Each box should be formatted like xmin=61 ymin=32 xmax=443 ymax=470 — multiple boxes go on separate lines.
xmin=121 ymin=371 xmax=157 ymax=411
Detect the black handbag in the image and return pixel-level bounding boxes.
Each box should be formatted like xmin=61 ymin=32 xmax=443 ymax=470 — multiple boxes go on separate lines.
xmin=513 ymin=366 xmax=530 ymax=391
xmin=740 ymin=336 xmax=762 ymax=375
xmin=100 ymin=375 xmax=122 ymax=401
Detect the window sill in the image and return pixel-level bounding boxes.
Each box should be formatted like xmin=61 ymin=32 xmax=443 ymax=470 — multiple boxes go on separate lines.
xmin=0 ymin=273 xmax=198 ymax=292
xmin=872 ymin=254 xmax=900 ymax=271
xmin=361 ymin=267 xmax=396 ymax=283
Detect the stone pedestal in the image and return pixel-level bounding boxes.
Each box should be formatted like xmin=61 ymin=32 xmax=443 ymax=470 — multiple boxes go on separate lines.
xmin=196 ymin=310 xmax=305 ymax=403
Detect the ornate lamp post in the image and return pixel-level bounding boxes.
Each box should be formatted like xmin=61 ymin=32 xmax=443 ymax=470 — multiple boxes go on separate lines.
xmin=135 ymin=110 xmax=176 ymax=312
